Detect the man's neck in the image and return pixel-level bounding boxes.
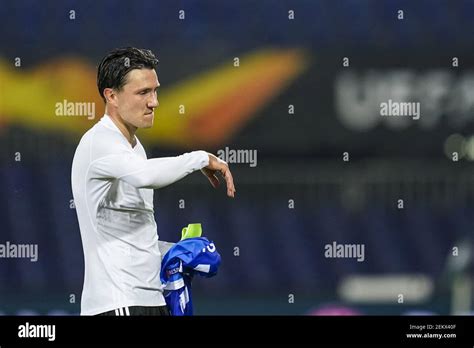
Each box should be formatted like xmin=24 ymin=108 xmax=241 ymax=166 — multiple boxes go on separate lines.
xmin=106 ymin=110 xmax=137 ymax=147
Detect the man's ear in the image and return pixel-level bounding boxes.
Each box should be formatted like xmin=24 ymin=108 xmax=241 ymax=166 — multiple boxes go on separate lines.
xmin=103 ymin=88 xmax=118 ymax=107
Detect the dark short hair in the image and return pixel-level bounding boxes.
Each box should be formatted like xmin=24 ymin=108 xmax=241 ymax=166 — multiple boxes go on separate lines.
xmin=97 ymin=47 xmax=159 ymax=102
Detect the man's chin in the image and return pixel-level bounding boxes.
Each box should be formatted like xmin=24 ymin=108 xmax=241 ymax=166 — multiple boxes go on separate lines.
xmin=142 ymin=114 xmax=154 ymax=128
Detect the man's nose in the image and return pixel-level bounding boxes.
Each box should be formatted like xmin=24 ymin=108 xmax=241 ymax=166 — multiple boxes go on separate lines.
xmin=148 ymin=95 xmax=159 ymax=108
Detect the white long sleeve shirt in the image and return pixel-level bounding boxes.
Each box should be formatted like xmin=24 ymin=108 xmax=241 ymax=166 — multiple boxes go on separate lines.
xmin=71 ymin=114 xmax=209 ymax=315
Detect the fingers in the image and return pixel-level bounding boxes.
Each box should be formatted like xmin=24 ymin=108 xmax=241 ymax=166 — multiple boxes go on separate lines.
xmin=201 ymin=168 xmax=220 ymax=188
xmin=221 ymin=167 xmax=236 ymax=198
xmin=208 ymin=172 xmax=220 ymax=189
xmin=204 ymin=154 xmax=236 ymax=197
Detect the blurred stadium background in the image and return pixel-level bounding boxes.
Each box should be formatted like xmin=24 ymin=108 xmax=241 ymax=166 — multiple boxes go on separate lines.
xmin=0 ymin=0 xmax=473 ymax=315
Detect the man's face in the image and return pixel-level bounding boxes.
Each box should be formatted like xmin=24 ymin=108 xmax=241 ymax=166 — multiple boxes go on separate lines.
xmin=115 ymin=68 xmax=160 ymax=129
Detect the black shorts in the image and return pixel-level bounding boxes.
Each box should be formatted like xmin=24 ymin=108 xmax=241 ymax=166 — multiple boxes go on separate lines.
xmin=95 ymin=305 xmax=170 ymax=316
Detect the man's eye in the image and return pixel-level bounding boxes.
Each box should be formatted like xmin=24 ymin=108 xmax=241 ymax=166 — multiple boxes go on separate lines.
xmin=140 ymin=91 xmax=148 ymax=95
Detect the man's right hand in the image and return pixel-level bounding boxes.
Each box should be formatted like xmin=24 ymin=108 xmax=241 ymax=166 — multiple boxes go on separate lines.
xmin=201 ymin=153 xmax=236 ymax=198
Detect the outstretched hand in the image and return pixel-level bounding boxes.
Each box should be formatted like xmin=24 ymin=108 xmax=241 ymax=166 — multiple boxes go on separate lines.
xmin=201 ymin=153 xmax=236 ymax=198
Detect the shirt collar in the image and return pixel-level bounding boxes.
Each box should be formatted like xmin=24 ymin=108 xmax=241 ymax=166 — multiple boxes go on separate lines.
xmin=100 ymin=114 xmax=122 ymax=134
xmin=100 ymin=114 xmax=140 ymax=149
